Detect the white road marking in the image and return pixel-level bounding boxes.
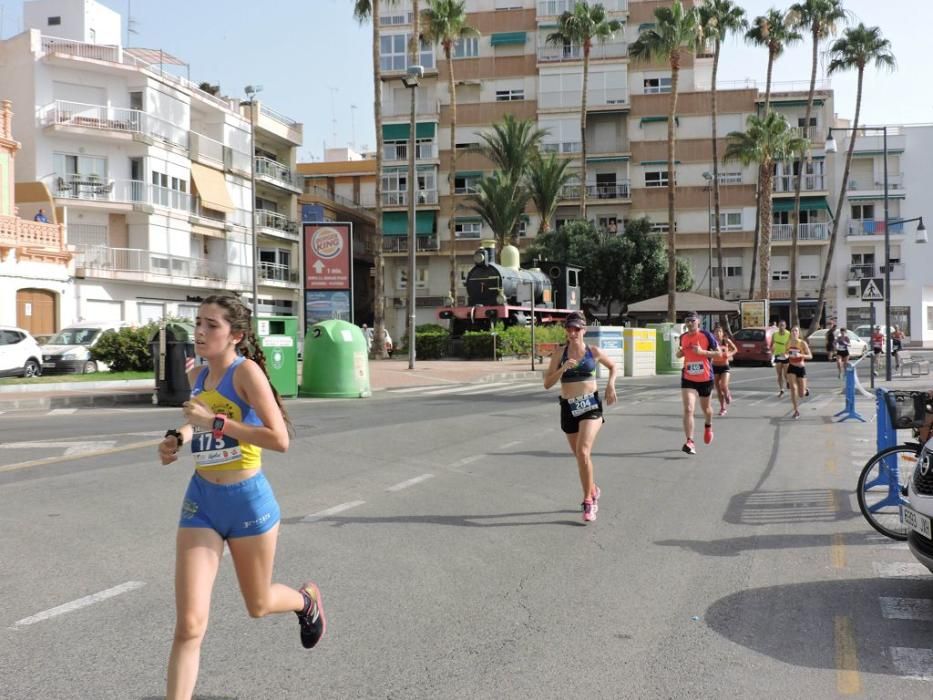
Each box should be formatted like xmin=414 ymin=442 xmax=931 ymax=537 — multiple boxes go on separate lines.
xmin=448 ymin=454 xmax=485 ymax=468
xmin=0 ymin=441 xmax=116 ymax=449
xmin=65 ymin=441 xmax=117 ymax=455
xmin=47 ymin=408 xmax=78 ymax=415
xmin=387 ymin=473 xmax=434 ymax=492
xmin=890 ymin=647 xmax=933 ymax=680
xmin=388 ymin=385 xmax=452 ymax=394
xmin=499 ymin=440 xmax=523 ymax=450
xmin=421 ymin=382 xmax=513 ymax=396
xmin=880 ymin=597 xmax=933 ymax=621
xmin=11 ymin=581 xmax=145 ymax=628
xmin=873 ymin=562 xmax=930 ymax=578
xmin=301 ymin=500 xmax=366 ymax=523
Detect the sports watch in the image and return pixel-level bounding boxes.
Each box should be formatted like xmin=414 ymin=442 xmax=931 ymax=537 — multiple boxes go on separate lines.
xmin=211 ymin=414 xmax=227 ymax=440
xmin=164 ymin=429 xmax=183 ymax=448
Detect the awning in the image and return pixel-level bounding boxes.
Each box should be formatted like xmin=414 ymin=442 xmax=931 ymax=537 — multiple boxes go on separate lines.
xmin=848 ymin=193 xmax=907 ymax=201
xmin=455 ymin=171 xmax=483 ymax=178
xmin=382 ymin=211 xmax=436 ymax=236
xmin=771 ymin=196 xmax=830 ymax=212
xmin=766 ymin=99 xmax=825 ymax=107
xmin=587 ymin=155 xmax=630 ymax=163
xmin=382 ymin=122 xmax=437 ymax=140
xmin=191 ymin=224 xmax=225 ymax=239
xmin=640 ymin=116 xmax=679 ymax=126
xmin=640 ymin=159 xmax=680 ymax=165
xmin=490 ymin=32 xmax=527 ymax=46
xmin=190 ymin=163 xmax=235 ymax=213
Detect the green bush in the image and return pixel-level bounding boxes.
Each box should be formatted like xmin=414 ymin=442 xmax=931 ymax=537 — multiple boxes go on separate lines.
xmin=92 ymin=325 xmax=157 ymax=372
xmin=415 ymin=330 xmax=449 ymax=359
xmin=459 ymin=323 xmax=569 ymax=359
xmin=461 ymin=331 xmax=498 ymax=359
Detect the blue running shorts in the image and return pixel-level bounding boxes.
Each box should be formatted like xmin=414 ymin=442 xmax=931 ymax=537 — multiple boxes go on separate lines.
xmin=179 ymin=471 xmax=281 ymax=539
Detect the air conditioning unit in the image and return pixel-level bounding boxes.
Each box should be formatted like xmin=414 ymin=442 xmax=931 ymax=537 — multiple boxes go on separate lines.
xmin=846 ymin=282 xmax=859 ymax=298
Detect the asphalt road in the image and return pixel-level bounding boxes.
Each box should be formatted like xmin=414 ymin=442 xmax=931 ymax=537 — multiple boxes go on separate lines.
xmin=2 ymin=361 xmax=932 ymax=699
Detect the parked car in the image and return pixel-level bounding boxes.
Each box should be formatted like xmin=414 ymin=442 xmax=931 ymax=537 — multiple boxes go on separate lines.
xmin=0 ymin=325 xmax=43 ymax=378
xmin=730 ymin=327 xmax=771 ymax=366
xmin=854 ymin=325 xmax=895 ymax=343
xmin=41 ymin=321 xmax=127 ymax=374
xmin=808 ymin=328 xmax=868 ymax=360
xmin=33 ymin=333 xmax=53 ymax=346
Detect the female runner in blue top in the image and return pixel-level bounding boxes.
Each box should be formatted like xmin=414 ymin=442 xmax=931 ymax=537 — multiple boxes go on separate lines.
xmin=543 ymin=312 xmax=617 ymax=523
xmin=157 ymin=294 xmax=324 ymax=699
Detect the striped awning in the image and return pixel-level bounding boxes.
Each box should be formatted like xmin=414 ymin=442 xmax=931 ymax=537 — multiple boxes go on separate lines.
xmin=490 ymin=32 xmax=527 ymax=46
xmin=771 ymin=196 xmax=829 ymax=212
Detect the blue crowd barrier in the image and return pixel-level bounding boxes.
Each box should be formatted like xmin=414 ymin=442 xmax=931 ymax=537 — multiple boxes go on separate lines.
xmin=834 ymin=364 xmax=866 ymax=423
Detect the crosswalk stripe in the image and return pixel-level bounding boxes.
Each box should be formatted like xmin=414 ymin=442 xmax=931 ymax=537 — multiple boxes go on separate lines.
xmin=386 ymin=474 xmax=434 ymax=492
xmin=419 ymin=382 xmax=513 ymax=396
xmin=388 ymin=385 xmax=453 ymax=394
xmin=879 ymin=597 xmax=933 ymax=621
xmin=301 ymin=500 xmax=366 ymax=523
xmin=873 ymin=562 xmax=930 ymax=578
xmin=12 ymin=581 xmax=145 ymax=628
xmin=47 ymin=408 xmax=78 ymax=415
xmin=890 ymin=647 xmax=933 ymax=680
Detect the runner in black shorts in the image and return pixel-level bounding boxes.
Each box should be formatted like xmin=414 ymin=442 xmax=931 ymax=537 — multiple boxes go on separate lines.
xmin=676 ymin=313 xmax=718 ymax=455
xmin=786 ymin=326 xmax=812 ymax=419
xmin=711 ymin=325 xmax=737 ymax=416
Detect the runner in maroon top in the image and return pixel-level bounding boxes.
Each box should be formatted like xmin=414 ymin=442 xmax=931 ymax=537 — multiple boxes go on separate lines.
xmin=676 ymin=312 xmax=719 ymax=455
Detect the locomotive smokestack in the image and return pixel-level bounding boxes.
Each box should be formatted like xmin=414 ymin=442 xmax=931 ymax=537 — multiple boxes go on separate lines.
xmin=481 ymin=238 xmax=496 ymax=265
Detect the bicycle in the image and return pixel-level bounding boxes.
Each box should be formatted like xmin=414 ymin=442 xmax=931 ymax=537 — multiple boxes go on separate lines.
xmin=856 ymin=390 xmax=933 ymax=540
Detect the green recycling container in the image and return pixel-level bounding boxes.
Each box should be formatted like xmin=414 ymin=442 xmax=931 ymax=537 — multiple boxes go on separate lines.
xmin=647 ymin=322 xmax=685 ymax=375
xmin=254 ymin=316 xmax=298 ymax=397
xmin=300 ymin=320 xmax=371 ymax=398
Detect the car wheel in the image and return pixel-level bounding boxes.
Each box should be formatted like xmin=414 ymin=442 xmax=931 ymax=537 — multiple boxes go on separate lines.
xmin=82 ymin=360 xmax=98 ymax=374
xmin=23 ymin=359 xmax=40 ymax=378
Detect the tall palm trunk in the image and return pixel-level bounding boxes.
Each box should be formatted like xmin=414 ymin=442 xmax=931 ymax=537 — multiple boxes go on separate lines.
xmin=789 ymin=27 xmax=819 ymax=327
xmin=811 ymin=67 xmax=863 ymax=335
xmin=372 ymin=0 xmax=387 ymax=359
xmin=711 ymin=37 xmax=725 ymax=327
xmin=446 ymin=43 xmax=457 ymax=304
xmin=758 ymin=164 xmax=774 ymax=300
xmin=580 ymin=42 xmax=590 ymax=221
xmin=666 ymin=53 xmax=681 ymax=322
xmin=748 ymin=49 xmax=775 ymax=300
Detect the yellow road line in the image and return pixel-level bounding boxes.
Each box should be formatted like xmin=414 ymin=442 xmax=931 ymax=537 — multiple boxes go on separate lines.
xmin=0 ymin=439 xmax=159 ymax=473
xmin=834 ymin=615 xmax=861 ymax=694
xmin=831 ymin=533 xmax=846 ymax=569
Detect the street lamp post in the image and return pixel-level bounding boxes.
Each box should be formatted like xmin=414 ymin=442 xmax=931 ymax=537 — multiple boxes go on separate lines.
xmin=402 ymin=65 xmax=423 ymax=371
xmin=243 ymin=84 xmax=263 ymax=318
xmin=702 ymin=171 xmax=713 ymax=299
xmin=827 ymin=127 xmax=928 ymax=379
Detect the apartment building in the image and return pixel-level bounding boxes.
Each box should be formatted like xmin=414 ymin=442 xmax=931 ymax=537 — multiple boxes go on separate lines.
xmin=0 ymin=0 xmax=302 ymax=328
xmin=0 ymin=98 xmax=73 ymax=332
xmin=368 ymin=0 xmax=838 ymax=337
xmin=830 ymin=124 xmax=933 ymax=345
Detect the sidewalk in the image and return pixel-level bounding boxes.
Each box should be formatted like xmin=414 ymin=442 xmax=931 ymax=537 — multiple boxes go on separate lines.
xmin=0 ymin=358 xmax=545 ymax=411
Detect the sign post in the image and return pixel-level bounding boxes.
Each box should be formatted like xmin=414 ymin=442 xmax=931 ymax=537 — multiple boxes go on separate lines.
xmin=861 ymin=277 xmax=885 ymax=389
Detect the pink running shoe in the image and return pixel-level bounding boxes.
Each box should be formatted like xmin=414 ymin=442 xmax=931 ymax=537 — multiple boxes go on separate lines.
xmin=591 ymin=485 xmax=601 ymax=508
xmin=703 ymin=424 xmax=714 ymax=445
xmin=719 ymin=406 xmax=727 ymax=416
xmin=582 ymin=500 xmax=596 ymax=523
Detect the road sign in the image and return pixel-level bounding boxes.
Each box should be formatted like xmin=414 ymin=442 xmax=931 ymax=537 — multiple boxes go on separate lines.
xmin=860 ymin=277 xmax=885 ymax=301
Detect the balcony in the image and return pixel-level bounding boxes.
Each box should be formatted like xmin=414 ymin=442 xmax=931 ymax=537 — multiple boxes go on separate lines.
xmin=538 ymin=0 xmax=627 ymax=16
xmin=254 ymin=157 xmax=302 ymax=194
xmin=0 ymin=215 xmax=69 ymax=261
xmin=771 ymin=222 xmax=829 ymax=241
xmin=847 ymin=219 xmax=905 ymax=237
xmin=256 ymin=104 xmax=302 ymax=147
xmin=73 ymin=245 xmax=251 ymax=289
xmin=383 ymin=236 xmax=439 ymax=253
xmin=538 ymin=87 xmax=628 ymax=110
xmin=537 ymin=41 xmax=628 ymax=63
xmin=848 ymin=263 xmax=876 ymax=280
xmin=846 ymin=174 xmax=906 ymax=196
xmin=52 ymin=175 xmax=193 ymax=214
xmin=541 ymin=141 xmax=582 ymax=155
xmin=772 ymin=174 xmax=826 ymax=193
xmin=258 ymin=261 xmax=299 ymax=286
xmin=381 ymin=190 xmax=439 ymax=207
xmin=383 ymin=141 xmax=438 ymax=163
xmin=588 ymin=181 xmax=631 ymax=200
xmin=382 ymin=96 xmax=441 ymax=120
xmin=255 ymin=209 xmax=298 ymax=241
xmin=880 ymin=262 xmax=906 ymax=281
xmin=41 ymin=100 xmax=189 ymax=149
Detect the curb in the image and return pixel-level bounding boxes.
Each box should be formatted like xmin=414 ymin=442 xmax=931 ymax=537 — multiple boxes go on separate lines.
xmin=0 ymin=390 xmax=156 ymax=411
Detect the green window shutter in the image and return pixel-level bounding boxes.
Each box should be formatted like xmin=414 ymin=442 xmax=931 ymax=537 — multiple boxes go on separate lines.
xmin=640 ymin=160 xmax=681 ymax=166
xmin=382 ymin=211 xmax=408 ymax=235
xmin=416 ymin=211 xmax=436 ymax=235
xmin=639 ymin=116 xmax=678 ymax=126
xmin=415 ymin=122 xmax=436 ymax=139
xmin=382 ymin=123 xmax=409 ymax=140
xmin=771 ymin=196 xmax=830 ymax=212
xmin=455 ymin=171 xmax=483 ymax=179
xmin=490 ymin=32 xmax=527 ymax=46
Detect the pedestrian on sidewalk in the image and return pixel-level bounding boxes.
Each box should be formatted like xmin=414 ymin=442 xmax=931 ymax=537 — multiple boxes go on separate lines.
xmin=677 ymin=312 xmax=718 ymax=455
xmin=157 ymin=294 xmax=325 ymax=699
xmin=543 ymin=311 xmax=617 ymax=524
xmin=712 ymin=325 xmax=737 ymax=416
xmin=786 ymin=326 xmax=812 ymax=419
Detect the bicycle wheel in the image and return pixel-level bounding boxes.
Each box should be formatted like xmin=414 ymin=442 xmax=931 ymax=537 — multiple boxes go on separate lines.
xmin=856 ymin=444 xmax=921 ymax=540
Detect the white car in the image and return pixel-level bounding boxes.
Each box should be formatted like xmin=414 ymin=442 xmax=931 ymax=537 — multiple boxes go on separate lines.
xmin=0 ymin=325 xmax=44 ymax=378
xmin=807 ymin=328 xmax=868 ymax=360
xmin=906 ymin=438 xmax=933 ymax=574
xmin=41 ymin=321 xmax=127 ymax=374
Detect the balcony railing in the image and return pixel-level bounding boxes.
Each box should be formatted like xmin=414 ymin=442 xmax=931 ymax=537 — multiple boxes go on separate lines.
xmin=41 ymin=100 xmax=189 ymax=148
xmin=881 ymin=262 xmax=906 ymax=280
xmin=772 ymin=174 xmax=825 ymax=192
xmin=771 ymin=222 xmax=829 ymax=241
xmin=0 ymin=214 xmax=66 ymax=250
xmin=382 ymin=142 xmax=438 ymax=162
xmin=259 ymin=104 xmax=300 ymax=130
xmin=258 ymin=261 xmax=298 ymax=284
xmin=381 ymin=190 xmax=439 ymax=206
xmin=848 ymin=263 xmax=876 ymax=280
xmin=538 ymin=88 xmax=628 ymax=110
xmin=587 ymin=182 xmax=631 ymax=199
xmin=846 ymin=174 xmax=905 ymax=191
xmin=559 ymin=184 xmax=583 ymax=199
xmin=383 ymin=236 xmax=439 ymax=253
xmin=537 ymin=41 xmax=628 ymax=63
xmin=538 ymin=0 xmax=627 ymax=16
xmin=541 ymin=141 xmax=582 ymax=154
xmin=254 ymin=157 xmax=302 ymax=191
xmin=74 ymin=245 xmax=251 ymax=286
xmin=52 ymin=175 xmax=194 ymax=213
xmin=304 ymin=184 xmax=375 ymax=215
xmin=847 ymin=219 xmax=906 ymax=236
xmin=255 ymin=209 xmax=297 ymax=235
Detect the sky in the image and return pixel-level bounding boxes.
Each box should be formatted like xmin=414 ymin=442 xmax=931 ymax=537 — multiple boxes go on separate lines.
xmin=0 ymin=0 xmax=929 ymax=162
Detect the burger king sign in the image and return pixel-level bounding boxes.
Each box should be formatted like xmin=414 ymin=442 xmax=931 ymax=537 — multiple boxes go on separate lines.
xmin=304 ymin=223 xmax=351 ymax=289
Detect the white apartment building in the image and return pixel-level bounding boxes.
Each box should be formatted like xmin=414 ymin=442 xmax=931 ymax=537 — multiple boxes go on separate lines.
xmin=373 ymin=0 xmax=837 ymax=338
xmin=830 ymin=124 xmax=933 ymax=346
xmin=0 ymin=0 xmax=302 ymax=328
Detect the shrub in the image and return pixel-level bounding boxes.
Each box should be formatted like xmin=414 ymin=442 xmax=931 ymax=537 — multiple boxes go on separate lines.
xmin=415 ymin=330 xmax=449 ymax=359
xmin=462 ymin=331 xmax=498 ymax=359
xmin=92 ymin=325 xmax=157 ymax=372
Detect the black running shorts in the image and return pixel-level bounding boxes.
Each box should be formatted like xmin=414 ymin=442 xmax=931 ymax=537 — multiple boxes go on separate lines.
xmin=681 ymin=378 xmax=714 ymax=397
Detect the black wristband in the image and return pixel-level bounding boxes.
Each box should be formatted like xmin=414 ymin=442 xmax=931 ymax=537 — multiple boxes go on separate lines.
xmin=164 ymin=429 xmax=183 ymax=448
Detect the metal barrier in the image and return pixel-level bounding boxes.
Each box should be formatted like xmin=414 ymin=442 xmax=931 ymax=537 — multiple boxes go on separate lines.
xmin=834 ymin=363 xmax=866 ymax=422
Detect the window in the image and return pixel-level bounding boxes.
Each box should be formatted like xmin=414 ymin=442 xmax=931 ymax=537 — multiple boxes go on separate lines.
xmin=712 ymin=260 xmax=743 ymax=278
xmin=398 ymin=267 xmax=428 ymax=290
xmin=771 ymin=254 xmax=790 ymax=280
xmin=711 ymin=212 xmax=743 ymax=231
xmin=649 ymin=221 xmax=671 ymax=234
xmin=384 ymin=140 xmax=407 ymax=161
xmin=380 ymin=34 xmax=434 ymax=71
xmin=718 ymin=172 xmax=742 ymax=184
xmin=495 ymin=89 xmax=525 ymax=101
xmin=48 ymin=16 xmax=61 ymax=26
xmin=851 ymin=204 xmax=875 ymax=220
xmin=644 ymin=170 xmax=669 ymax=188
xmin=797 ymin=116 xmax=818 ymax=137
xmin=598 ymin=216 xmax=619 ymax=235
xmin=644 ymin=77 xmax=672 ymax=94
xmin=453 ymin=37 xmax=479 ymax=58
xmin=454 ymin=173 xmax=482 ymax=194
xmin=851 ymin=252 xmax=874 ymax=265
xmin=518 ymin=218 xmax=528 ymax=237
xmin=455 ymin=221 xmax=482 ymax=238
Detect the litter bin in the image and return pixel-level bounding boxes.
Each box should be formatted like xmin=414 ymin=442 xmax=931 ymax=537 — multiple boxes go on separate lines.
xmin=585 ymin=325 xmax=623 ymax=379
xmin=151 ymin=322 xmax=196 ymax=406
xmin=647 ymin=322 xmax=684 ymax=375
xmin=299 ymin=320 xmax=371 ymax=398
xmin=255 ymin=316 xmax=298 ymax=398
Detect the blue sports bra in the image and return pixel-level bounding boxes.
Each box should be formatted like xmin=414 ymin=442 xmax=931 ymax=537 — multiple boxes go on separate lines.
xmin=560 ymin=344 xmax=597 ymax=383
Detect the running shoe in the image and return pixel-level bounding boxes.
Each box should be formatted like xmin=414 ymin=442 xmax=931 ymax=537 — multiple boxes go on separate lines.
xmin=682 ymin=439 xmax=697 ymax=455
xmin=778 ymin=389 xmax=784 ymax=398
xmin=703 ymin=424 xmax=714 ymax=445
xmin=582 ymin=499 xmax=596 ymax=523
xmin=719 ymin=406 xmax=727 ymax=416
xmin=296 ymin=582 xmax=326 ymax=649
xmin=804 ymin=388 xmax=810 ymax=397
xmin=793 ymin=410 xmax=800 ymax=420
xmin=591 ymin=485 xmax=601 ymax=508
xmin=725 ymin=391 xmax=732 ymax=405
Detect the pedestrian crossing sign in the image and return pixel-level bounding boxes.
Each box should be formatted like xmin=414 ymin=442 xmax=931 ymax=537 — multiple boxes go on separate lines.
xmin=860 ymin=277 xmax=885 ymax=301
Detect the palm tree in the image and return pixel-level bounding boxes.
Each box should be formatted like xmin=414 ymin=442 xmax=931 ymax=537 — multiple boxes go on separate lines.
xmin=467 ymin=171 xmax=529 ymax=253
xmin=629 ymin=0 xmax=704 ymax=322
xmin=724 ymin=113 xmax=808 ymax=301
xmin=545 ymin=2 xmax=622 ymax=221
xmin=479 ymin=114 xmax=548 ymax=185
xmin=527 ymin=152 xmax=573 ymax=236
xmin=787 ymin=0 xmax=848 ymax=326
xmin=421 ymin=0 xmax=478 ymax=307
xmin=744 ymin=9 xmax=803 ymax=299
xmin=698 ymin=0 xmax=747 ymax=315
xmin=810 ymin=24 xmax=895 ymax=335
